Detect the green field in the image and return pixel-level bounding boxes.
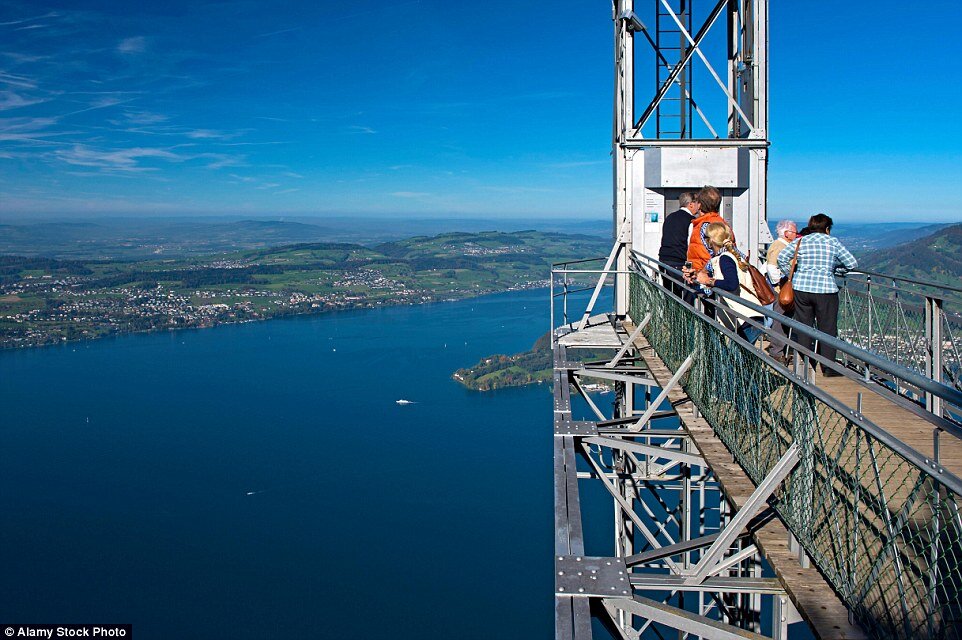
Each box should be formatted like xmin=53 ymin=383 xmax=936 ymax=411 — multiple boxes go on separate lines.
xmin=0 ymin=230 xmax=610 ymax=349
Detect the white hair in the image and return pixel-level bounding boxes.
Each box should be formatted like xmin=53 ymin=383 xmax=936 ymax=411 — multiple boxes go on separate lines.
xmin=775 ymin=219 xmax=797 ymax=238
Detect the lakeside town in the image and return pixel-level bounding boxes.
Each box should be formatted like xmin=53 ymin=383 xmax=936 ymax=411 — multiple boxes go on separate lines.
xmin=0 ymin=230 xmax=609 ymax=349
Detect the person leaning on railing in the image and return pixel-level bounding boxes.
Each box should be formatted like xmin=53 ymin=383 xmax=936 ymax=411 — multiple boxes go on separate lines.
xmin=691 ymin=222 xmax=773 ymax=344
xmin=685 ymin=185 xmax=732 ymax=273
xmin=777 ymin=213 xmax=858 ymax=377
xmin=764 ymin=219 xmax=798 ymax=364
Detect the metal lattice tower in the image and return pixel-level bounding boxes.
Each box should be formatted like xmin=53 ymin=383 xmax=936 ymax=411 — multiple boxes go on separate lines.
xmin=612 ymin=0 xmax=770 ymax=317
xmin=552 ymin=3 xmax=962 ymax=639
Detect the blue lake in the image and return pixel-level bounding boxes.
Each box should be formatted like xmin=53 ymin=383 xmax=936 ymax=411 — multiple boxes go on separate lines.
xmin=1 ymin=289 xmax=559 ymax=638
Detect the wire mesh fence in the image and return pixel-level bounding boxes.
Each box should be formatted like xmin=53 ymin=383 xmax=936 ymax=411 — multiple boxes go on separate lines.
xmin=837 ymin=274 xmax=962 ymax=396
xmin=629 ymin=270 xmax=962 ymax=640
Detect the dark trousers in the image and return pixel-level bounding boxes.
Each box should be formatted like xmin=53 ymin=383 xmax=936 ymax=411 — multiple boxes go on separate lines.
xmin=660 ymin=264 xmax=693 ymax=303
xmin=791 ymin=290 xmax=839 ymax=368
xmin=766 ymin=299 xmax=794 ymax=356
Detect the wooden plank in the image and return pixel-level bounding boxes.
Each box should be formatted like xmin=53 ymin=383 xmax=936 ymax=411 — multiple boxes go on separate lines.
xmin=815 ymin=373 xmax=962 ymax=477
xmin=629 ymin=328 xmax=867 ymax=640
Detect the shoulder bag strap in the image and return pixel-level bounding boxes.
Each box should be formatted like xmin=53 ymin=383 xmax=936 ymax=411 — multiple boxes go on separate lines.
xmin=787 ymin=238 xmax=802 ymax=280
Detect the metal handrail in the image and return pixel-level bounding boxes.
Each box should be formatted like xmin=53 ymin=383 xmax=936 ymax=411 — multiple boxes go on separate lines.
xmin=617 ymin=263 xmax=962 ymax=639
xmin=551 ymin=256 xmax=609 ymax=268
xmin=844 ymin=269 xmax=962 ymax=295
xmin=629 ymin=250 xmax=962 ymax=412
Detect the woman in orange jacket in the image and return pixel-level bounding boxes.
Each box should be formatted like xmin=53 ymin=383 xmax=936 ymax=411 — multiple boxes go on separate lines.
xmin=686 ymin=186 xmax=733 ymax=272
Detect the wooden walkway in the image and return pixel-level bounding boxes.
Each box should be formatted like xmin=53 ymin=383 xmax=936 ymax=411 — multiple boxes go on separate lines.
xmin=812 ymin=371 xmax=962 ymax=478
xmin=632 ymin=331 xmax=868 ymax=640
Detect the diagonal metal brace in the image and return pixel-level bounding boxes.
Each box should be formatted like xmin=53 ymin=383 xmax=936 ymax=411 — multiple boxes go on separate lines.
xmin=684 ymin=443 xmax=801 ymax=585
xmin=633 ymin=0 xmax=728 ymax=133
xmin=579 ymin=442 xmax=683 ymax=573
xmin=584 ymin=436 xmax=703 ymax=467
xmin=577 ymin=222 xmax=630 ymax=331
xmin=606 ymin=312 xmax=651 ymax=368
xmin=631 ymin=354 xmax=694 ymax=430
xmin=604 ymin=594 xmax=770 ymax=640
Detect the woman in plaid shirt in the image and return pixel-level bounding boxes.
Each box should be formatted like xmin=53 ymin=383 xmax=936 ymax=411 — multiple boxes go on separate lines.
xmin=777 ymin=214 xmax=858 ymax=376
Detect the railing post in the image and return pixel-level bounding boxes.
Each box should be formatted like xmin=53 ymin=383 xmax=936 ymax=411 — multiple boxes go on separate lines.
xmin=925 ymin=295 xmax=944 ymax=418
xmin=866 ymin=273 xmax=873 ymax=350
xmin=550 ymin=269 xmax=555 ymax=348
xmin=562 ymin=272 xmax=569 ymax=328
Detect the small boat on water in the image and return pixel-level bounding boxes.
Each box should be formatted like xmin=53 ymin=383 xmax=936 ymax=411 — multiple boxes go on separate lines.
xmin=396 ymin=399 xmax=414 ymax=405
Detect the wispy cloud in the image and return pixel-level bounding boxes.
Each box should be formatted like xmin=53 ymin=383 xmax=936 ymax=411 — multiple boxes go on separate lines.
xmin=255 ymin=27 xmax=301 ymax=39
xmin=203 ymin=155 xmax=243 ymax=170
xmin=348 ymin=125 xmax=376 ymax=134
xmin=0 ymin=12 xmax=61 ymax=28
xmin=0 ymin=70 xmax=38 ymax=89
xmin=0 ymin=117 xmax=71 ymax=144
xmin=185 ymin=128 xmax=228 ymax=139
xmin=0 ymin=52 xmax=47 ymax=65
xmin=118 ymin=110 xmax=168 ymax=125
xmin=0 ymin=90 xmax=46 ymax=111
xmin=55 ymin=144 xmax=186 ymax=171
xmin=117 ymin=36 xmax=147 ymax=55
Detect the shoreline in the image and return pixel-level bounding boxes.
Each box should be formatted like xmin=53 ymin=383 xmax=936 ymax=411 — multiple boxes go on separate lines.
xmin=0 ymin=283 xmax=549 ymax=353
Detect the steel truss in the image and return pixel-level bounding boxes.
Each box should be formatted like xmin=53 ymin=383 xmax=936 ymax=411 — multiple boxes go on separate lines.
xmin=554 ymin=332 xmax=804 ymax=639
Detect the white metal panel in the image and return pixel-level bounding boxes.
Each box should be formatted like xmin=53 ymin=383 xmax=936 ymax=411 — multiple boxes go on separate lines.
xmin=643 ymin=148 xmax=748 ymax=188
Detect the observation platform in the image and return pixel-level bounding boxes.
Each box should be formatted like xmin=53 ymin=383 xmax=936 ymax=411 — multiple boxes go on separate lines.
xmin=551 ymin=255 xmax=962 ymax=640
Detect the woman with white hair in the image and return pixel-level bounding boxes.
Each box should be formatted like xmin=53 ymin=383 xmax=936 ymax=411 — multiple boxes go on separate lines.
xmin=767 ymin=219 xmax=798 ymax=281
xmin=764 ymin=219 xmax=797 ymax=363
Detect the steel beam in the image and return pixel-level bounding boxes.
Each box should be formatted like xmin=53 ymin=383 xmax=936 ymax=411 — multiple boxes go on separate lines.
xmin=684 ymin=443 xmax=800 ymax=584
xmin=604 ymin=595 xmax=770 ymax=640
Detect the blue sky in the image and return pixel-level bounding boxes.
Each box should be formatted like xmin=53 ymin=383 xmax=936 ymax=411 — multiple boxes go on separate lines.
xmin=1 ymin=0 xmax=960 ymax=222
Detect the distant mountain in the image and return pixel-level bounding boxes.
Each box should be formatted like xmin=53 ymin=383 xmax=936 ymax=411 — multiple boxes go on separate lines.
xmin=859 ymin=223 xmax=962 ymax=288
xmin=0 ymin=219 xmax=335 ymax=260
xmin=0 ymin=217 xmax=610 ymax=260
xmin=831 ymin=222 xmax=954 ymax=253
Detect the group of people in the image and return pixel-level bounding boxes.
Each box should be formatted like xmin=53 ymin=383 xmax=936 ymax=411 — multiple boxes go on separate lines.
xmin=657 ymin=185 xmax=858 ymax=377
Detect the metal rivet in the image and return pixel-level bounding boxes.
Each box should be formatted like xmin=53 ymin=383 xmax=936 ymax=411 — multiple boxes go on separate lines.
xmin=577 ymin=572 xmax=582 ymax=576
xmin=558 ymin=571 xmax=564 ymax=576
xmin=620 ymin=577 xmax=625 ymax=581
xmin=559 ymin=587 xmax=565 ymax=592
xmin=576 ymin=557 xmax=582 ymax=561
xmin=578 ymin=587 xmax=585 ymax=593
xmin=622 ymin=590 xmax=628 ymax=594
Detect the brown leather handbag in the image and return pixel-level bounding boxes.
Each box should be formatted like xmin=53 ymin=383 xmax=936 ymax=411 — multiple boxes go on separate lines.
xmin=746 ymin=263 xmax=776 ymax=305
xmin=778 ymin=239 xmax=803 ymax=311
xmin=731 ymin=249 xmax=776 ymax=306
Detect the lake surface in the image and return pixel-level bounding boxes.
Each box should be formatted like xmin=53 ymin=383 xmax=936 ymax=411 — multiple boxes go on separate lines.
xmin=1 ymin=289 xmax=557 ymax=638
